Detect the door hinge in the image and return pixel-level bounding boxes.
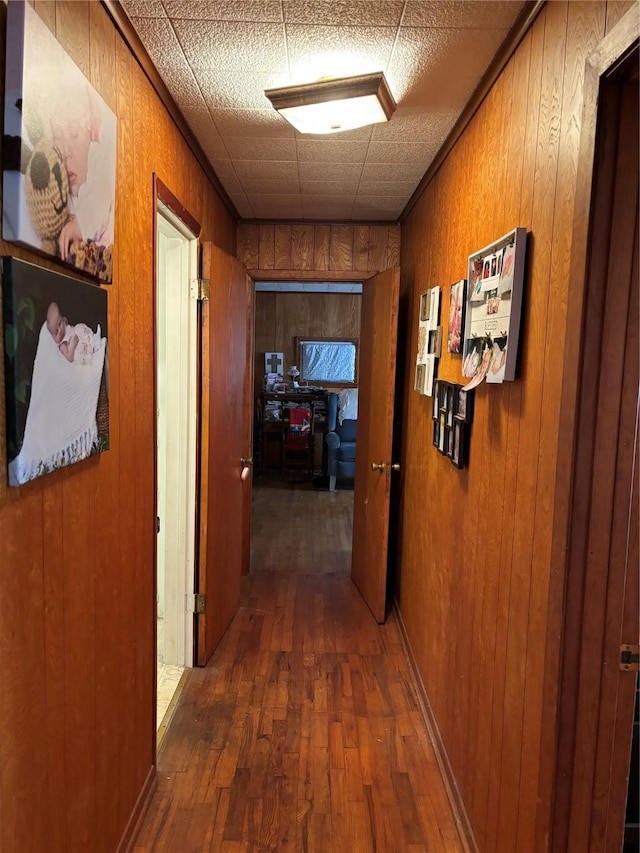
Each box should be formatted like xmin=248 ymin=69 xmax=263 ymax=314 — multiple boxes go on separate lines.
xmin=194 ymin=593 xmax=206 ymax=614
xmin=198 ymin=278 xmax=210 ymax=301
xmin=156 ymin=516 xmax=160 ymax=533
xmin=619 ymin=644 xmax=639 ymax=671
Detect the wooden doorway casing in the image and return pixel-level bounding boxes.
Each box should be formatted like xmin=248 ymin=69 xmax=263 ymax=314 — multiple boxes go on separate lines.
xmin=542 ymin=10 xmax=639 ymax=851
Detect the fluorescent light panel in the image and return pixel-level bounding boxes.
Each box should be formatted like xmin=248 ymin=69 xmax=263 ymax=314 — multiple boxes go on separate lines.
xmin=265 ymin=72 xmax=396 ymax=135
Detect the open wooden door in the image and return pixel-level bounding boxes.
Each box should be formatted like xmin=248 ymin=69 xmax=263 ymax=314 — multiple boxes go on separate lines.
xmin=196 ymin=243 xmax=253 ymax=665
xmin=242 ymin=275 xmax=255 ymax=576
xmin=351 ymin=266 xmax=400 ymax=623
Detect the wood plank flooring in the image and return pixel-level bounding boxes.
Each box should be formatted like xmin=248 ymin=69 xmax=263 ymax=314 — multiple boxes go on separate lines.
xmin=134 ymin=483 xmax=466 ymax=851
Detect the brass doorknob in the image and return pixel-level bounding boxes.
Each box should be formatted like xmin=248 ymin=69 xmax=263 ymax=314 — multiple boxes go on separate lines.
xmin=240 ymin=456 xmax=253 ymax=467
xmin=371 ymin=462 xmax=385 ymax=471
xmin=390 ymin=463 xmax=400 ymax=471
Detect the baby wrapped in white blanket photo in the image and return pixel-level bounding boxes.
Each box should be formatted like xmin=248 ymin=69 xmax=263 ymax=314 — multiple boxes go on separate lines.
xmin=8 ymin=311 xmax=107 ymax=486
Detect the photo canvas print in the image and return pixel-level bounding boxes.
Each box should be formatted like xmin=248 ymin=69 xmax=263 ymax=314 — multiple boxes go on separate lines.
xmin=3 ymin=0 xmax=116 ymax=282
xmin=2 ymin=256 xmax=109 ymax=486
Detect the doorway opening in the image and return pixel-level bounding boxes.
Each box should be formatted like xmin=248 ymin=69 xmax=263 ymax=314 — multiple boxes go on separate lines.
xmin=250 ymin=281 xmax=362 ymax=577
xmin=155 ymin=201 xmax=199 ymax=739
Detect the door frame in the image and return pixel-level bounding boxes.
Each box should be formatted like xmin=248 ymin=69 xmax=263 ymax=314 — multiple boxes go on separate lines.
xmin=152 ymin=176 xmax=201 ymax=712
xmin=536 ymin=9 xmax=640 ymax=850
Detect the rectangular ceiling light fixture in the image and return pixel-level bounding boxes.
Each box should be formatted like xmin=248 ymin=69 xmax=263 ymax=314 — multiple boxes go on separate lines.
xmin=264 ymin=72 xmax=396 ymax=135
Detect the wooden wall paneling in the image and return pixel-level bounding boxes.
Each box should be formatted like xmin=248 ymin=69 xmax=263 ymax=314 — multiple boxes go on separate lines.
xmin=519 ymin=5 xmax=609 ymax=851
xmin=465 ymin=69 xmax=512 ymax=849
xmin=512 ymin=0 xmax=570 ymax=846
xmin=274 ymin=224 xmax=292 ymax=269
xmin=54 ymin=8 xmax=98 ymax=848
xmin=0 ymin=491 xmax=49 ymax=852
xmin=605 ymin=0 xmax=638 ymax=31
xmin=495 ymin=4 xmax=563 ymax=848
xmin=89 ymin=5 xmax=123 ymax=850
xmin=239 ymin=224 xmax=259 ymax=269
xmin=329 ymin=224 xmax=353 ymax=271
xmin=34 ymin=0 xmax=56 ymax=31
xmin=456 ymin=86 xmax=503 ymax=820
xmin=367 ymin=225 xmax=388 ymax=271
xmin=115 ymin=36 xmax=140 ymax=839
xmin=259 ymin=224 xmax=275 ymax=269
xmin=310 ymin=224 xmax=328 ymax=270
xmin=483 ymin=28 xmax=534 ymax=853
xmin=133 ymin=70 xmax=156 ymax=808
xmin=387 ymin=225 xmax=401 ymax=268
xmin=291 ymin=224 xmax=314 ymax=270
xmin=55 ymin=1 xmax=90 ymax=76
xmin=353 ymin=224 xmax=369 ymax=270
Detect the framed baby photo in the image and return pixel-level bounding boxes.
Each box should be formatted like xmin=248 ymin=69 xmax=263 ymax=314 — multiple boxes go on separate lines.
xmin=2 ymin=256 xmax=109 ymax=486
xmin=451 ymin=421 xmax=466 ymax=469
xmin=3 ymin=1 xmax=117 ymax=282
xmin=447 ymin=279 xmax=466 ymax=354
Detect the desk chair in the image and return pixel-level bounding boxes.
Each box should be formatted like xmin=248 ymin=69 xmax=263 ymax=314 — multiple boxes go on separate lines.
xmin=282 ymin=405 xmax=314 ymax=481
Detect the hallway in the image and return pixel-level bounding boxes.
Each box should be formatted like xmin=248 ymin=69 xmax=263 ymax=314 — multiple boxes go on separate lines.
xmin=134 ymin=484 xmax=466 ymax=851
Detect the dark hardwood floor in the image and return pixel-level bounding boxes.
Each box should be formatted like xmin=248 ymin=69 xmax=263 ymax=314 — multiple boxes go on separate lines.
xmin=134 ymin=481 xmax=466 ymax=852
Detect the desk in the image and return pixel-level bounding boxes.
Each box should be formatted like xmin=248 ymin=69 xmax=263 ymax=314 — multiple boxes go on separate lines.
xmin=259 ymin=390 xmax=328 ymax=476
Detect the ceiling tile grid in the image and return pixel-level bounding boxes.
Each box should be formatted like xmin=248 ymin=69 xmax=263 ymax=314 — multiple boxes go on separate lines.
xmin=122 ymin=0 xmax=526 ymax=221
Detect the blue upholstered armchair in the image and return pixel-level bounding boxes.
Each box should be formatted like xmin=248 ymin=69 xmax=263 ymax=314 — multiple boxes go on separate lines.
xmin=325 ymin=391 xmax=358 ymax=491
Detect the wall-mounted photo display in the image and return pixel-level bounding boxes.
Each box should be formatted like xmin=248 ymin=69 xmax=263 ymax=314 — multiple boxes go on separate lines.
xmin=431 ymin=380 xmax=473 ymax=468
xmin=447 ymin=279 xmax=466 ymax=354
xmin=415 ymin=286 xmax=441 ymax=397
xmin=463 ymin=227 xmax=527 ymax=384
xmin=2 ymin=256 xmax=109 ymax=486
xmin=3 ymin=1 xmax=117 ymax=282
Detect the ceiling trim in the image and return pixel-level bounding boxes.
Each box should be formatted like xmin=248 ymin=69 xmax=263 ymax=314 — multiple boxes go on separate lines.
xmin=241 ymin=218 xmax=400 ymax=226
xmin=101 ymin=0 xmax=239 ymax=222
xmin=248 ymin=269 xmax=367 ymax=282
xmin=401 ymin=0 xmax=546 ymax=222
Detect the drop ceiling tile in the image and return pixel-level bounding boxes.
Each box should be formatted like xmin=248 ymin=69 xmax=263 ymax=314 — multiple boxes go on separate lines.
xmin=285 ymin=25 xmax=397 ymax=83
xmin=297 ymin=139 xmax=369 ymax=164
xmin=303 ymin=203 xmax=356 ymax=219
xmin=402 ymin=1 xmax=525 ymax=30
xmin=225 ymin=137 xmax=297 ymax=161
xmin=298 ymin=161 xmax=364 ymax=182
xmin=172 ymin=20 xmax=288 ymax=72
xmin=234 ymin=160 xmax=299 ymax=181
xmin=357 ymin=179 xmax=420 ymax=196
xmin=251 ymin=202 xmax=304 ymax=218
xmin=164 ymin=1 xmax=283 ymax=22
xmin=247 ymin=193 xmax=302 ymax=205
xmin=300 ymin=179 xmax=360 ymax=196
xmin=208 ymin=159 xmax=244 ymax=194
xmin=365 ymin=141 xmax=440 ymax=165
xmin=123 ymin=1 xmax=166 ymax=16
xmin=200 ymin=71 xmax=291 ymax=110
xmin=129 ymin=18 xmax=204 ymax=107
xmin=350 ymin=207 xmax=399 ymax=221
xmin=395 ymin=70 xmax=480 ymax=112
xmin=354 ymin=194 xmax=405 ymax=209
xmin=360 ymin=161 xmax=426 ymax=183
xmin=181 ymin=106 xmax=228 ymax=157
xmin=240 ymin=177 xmax=301 ymax=195
xmin=390 ymin=27 xmax=507 ymax=99
xmin=213 ymin=109 xmax=294 ymax=138
xmin=303 ymin=194 xmax=356 ymax=206
xmin=371 ymin=108 xmax=458 ymax=143
xmin=283 ymin=1 xmax=403 ymax=26
xmin=228 ymin=192 xmax=255 ymax=218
